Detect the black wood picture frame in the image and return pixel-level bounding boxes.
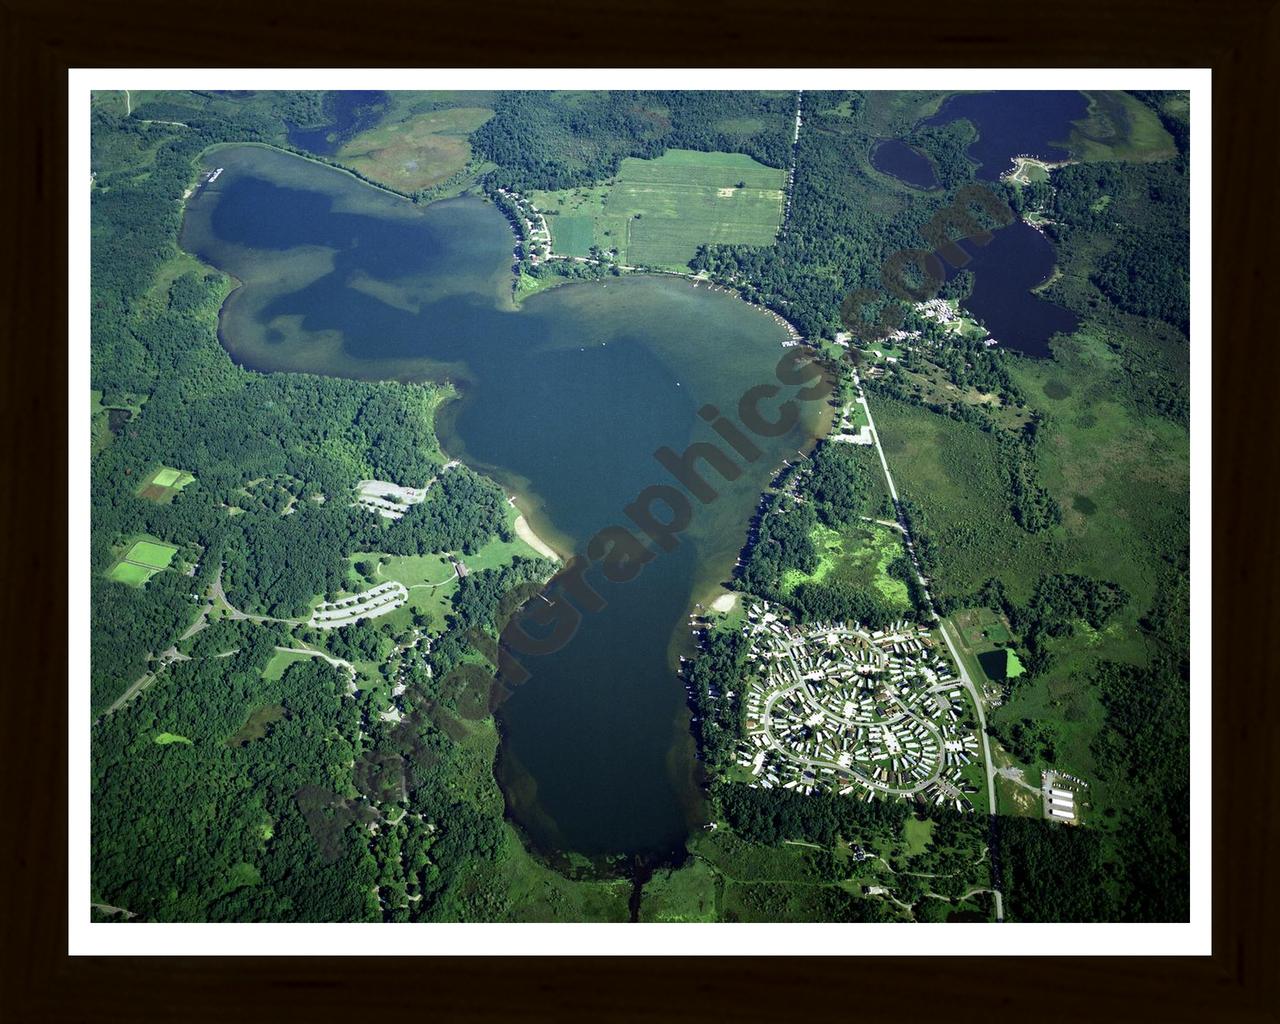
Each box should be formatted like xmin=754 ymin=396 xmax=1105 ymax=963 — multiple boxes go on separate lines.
xmin=3 ymin=0 xmax=1273 ymax=1018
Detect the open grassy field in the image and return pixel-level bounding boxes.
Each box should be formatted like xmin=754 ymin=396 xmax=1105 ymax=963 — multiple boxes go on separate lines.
xmin=336 ymin=106 xmax=493 ymax=192
xmin=875 ymin=349 xmax=1185 ymax=648
xmin=636 ymin=859 xmax=719 ymax=922
xmin=107 ymin=562 xmax=153 ymax=586
xmin=108 ymin=537 xmax=179 ymax=586
xmin=531 ymin=149 xmax=786 ymax=270
xmin=348 ymin=504 xmax=549 ymax=633
xmin=942 ymin=613 xmax=993 ymax=692
xmin=872 ymin=396 xmax=1050 ymax=606
xmin=126 ymin=539 xmax=178 ymax=568
xmin=780 ymin=520 xmax=912 ymax=609
xmin=91 ymin=390 xmax=112 ymax=455
xmin=875 ymin=327 xmax=1182 ymax=798
xmin=903 ymin=815 xmax=935 ymax=856
xmin=261 ymin=648 xmax=317 ymax=682
xmin=136 ymin=464 xmax=195 ymax=503
xmin=1068 ymin=91 xmax=1177 ymax=163
xmin=952 ymin=606 xmax=1013 ymax=648
xmin=875 ymin=320 xmax=1187 ymax=823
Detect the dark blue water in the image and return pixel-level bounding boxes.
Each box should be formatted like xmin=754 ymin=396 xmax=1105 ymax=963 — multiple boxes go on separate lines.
xmin=870 ymin=139 xmax=938 ymax=189
xmin=925 ymin=91 xmax=1089 ymax=180
xmin=286 ymin=90 xmax=387 ymax=155
xmin=947 ymin=222 xmax=1078 ymax=357
xmin=909 ymin=91 xmax=1086 ymax=355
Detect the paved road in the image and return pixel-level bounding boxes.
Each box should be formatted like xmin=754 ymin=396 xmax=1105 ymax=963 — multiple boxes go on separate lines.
xmin=939 ymin=620 xmax=1004 ymax=921
xmin=273 ymin=645 xmax=355 ymax=678
xmin=858 ymin=370 xmax=1005 ymax=922
xmin=99 ymin=645 xmax=190 ymax=720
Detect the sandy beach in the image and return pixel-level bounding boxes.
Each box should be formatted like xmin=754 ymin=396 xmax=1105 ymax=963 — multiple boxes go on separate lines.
xmin=709 ymin=592 xmax=738 ymax=614
xmin=514 ymin=514 xmax=562 ymax=562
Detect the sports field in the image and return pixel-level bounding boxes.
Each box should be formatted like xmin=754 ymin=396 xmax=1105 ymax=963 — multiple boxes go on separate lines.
xmin=137 ymin=465 xmax=195 ymax=503
xmin=108 ymin=538 xmax=178 ymax=586
xmin=532 ymin=149 xmax=787 ymax=270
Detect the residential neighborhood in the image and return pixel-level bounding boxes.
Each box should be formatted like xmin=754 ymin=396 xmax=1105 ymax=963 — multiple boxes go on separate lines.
xmin=727 ymin=601 xmax=983 ymax=811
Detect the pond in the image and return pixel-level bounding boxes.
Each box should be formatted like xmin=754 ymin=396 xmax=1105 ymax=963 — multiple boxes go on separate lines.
xmin=947 ymin=221 xmax=1079 ymax=358
xmin=870 ymin=139 xmax=938 ymax=189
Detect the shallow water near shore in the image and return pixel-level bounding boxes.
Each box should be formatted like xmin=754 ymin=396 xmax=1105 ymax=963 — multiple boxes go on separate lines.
xmin=181 ymin=144 xmax=828 ymax=858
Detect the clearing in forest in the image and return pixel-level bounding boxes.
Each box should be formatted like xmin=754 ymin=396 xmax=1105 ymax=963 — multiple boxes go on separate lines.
xmin=137 ymin=465 xmax=195 ymax=503
xmin=532 ymin=149 xmax=787 ymax=270
xmin=108 ymin=537 xmax=179 ymax=587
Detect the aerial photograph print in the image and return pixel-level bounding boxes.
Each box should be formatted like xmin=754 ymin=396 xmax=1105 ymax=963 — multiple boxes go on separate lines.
xmin=85 ymin=81 xmax=1195 ymax=931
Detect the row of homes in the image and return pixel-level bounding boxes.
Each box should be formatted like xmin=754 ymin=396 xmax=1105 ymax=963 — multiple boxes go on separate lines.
xmin=719 ymin=601 xmax=982 ymax=811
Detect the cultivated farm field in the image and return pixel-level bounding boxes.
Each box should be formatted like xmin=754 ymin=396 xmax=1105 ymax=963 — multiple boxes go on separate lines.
xmin=533 ymin=149 xmax=786 ymax=270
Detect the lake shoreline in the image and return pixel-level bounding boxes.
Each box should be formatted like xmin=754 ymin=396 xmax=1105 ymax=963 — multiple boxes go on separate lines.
xmin=513 ymin=512 xmax=562 ymax=562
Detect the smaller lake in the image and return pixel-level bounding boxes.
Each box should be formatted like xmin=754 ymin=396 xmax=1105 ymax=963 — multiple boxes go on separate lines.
xmin=924 ymin=91 xmax=1089 ymax=180
xmin=948 ymin=222 xmax=1078 ymax=358
xmin=870 ymin=139 xmax=938 ymax=189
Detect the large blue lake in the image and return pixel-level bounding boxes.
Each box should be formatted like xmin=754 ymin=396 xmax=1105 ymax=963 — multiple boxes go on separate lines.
xmin=181 ymin=144 xmax=828 ymax=860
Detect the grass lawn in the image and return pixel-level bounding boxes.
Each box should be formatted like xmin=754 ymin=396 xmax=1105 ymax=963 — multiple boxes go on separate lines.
xmin=154 ymin=732 xmax=192 ymax=745
xmin=261 ymin=648 xmax=318 ymax=682
xmin=126 ymin=539 xmax=178 ymax=569
xmin=352 ymin=505 xmax=550 ymax=633
xmin=903 ymin=816 xmax=935 ymax=856
xmin=108 ymin=561 xmax=155 ymax=586
xmin=108 ymin=537 xmax=179 ymax=586
xmin=513 ymin=270 xmax=574 ymax=305
xmin=532 ymin=149 xmax=786 ymax=270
